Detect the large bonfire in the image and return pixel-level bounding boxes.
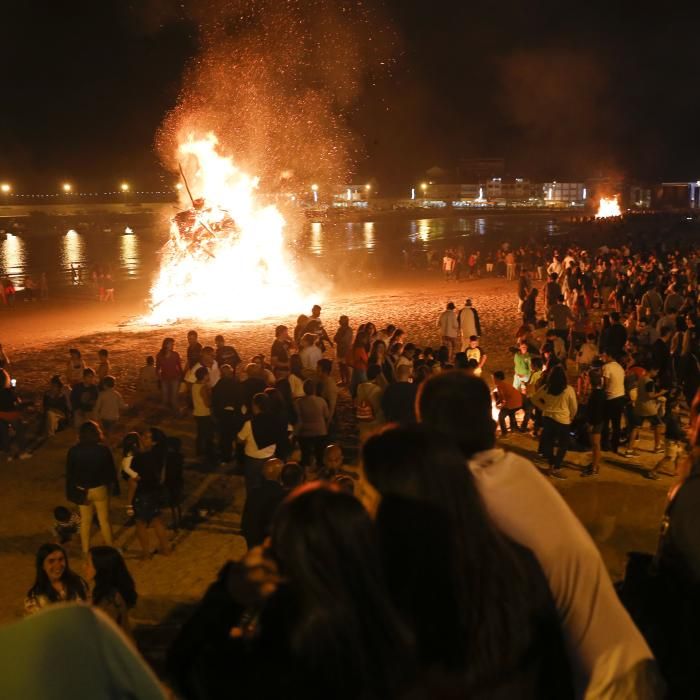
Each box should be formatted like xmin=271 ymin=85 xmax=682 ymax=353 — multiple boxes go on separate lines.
xmin=144 ymin=133 xmax=314 ymax=324
xmin=595 ymin=195 xmax=622 ymax=219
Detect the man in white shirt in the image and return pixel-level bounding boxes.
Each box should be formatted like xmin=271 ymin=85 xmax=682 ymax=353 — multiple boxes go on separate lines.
xmin=436 ymin=301 xmax=460 ymax=361
xmin=601 ymin=352 xmax=626 ymax=455
xmin=185 ymin=346 xmax=220 ymax=387
xmin=416 ymin=372 xmax=659 ymax=699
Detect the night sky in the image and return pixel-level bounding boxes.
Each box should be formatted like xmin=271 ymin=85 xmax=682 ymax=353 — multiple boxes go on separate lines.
xmin=2 ymin=1 xmax=700 ymax=192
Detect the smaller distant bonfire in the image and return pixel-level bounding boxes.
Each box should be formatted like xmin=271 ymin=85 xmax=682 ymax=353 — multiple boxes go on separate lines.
xmin=143 ymin=133 xmax=314 ymax=325
xmin=595 ymin=195 xmax=622 ymax=219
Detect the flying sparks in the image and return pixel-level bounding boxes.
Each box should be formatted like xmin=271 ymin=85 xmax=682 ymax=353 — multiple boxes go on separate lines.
xmin=143 ymin=132 xmax=314 ymax=324
xmin=595 ymin=195 xmax=622 ymax=219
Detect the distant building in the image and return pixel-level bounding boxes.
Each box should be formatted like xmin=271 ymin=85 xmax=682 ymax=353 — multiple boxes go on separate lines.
xmin=458 ymin=158 xmax=505 ymax=182
xmin=542 ymin=182 xmax=586 ymax=205
xmin=486 ymin=177 xmax=535 ymax=202
xmin=655 ymin=182 xmax=700 ymax=209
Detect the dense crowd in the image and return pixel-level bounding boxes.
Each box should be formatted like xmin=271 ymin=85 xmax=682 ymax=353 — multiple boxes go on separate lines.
xmin=1 ymin=234 xmax=700 ymax=698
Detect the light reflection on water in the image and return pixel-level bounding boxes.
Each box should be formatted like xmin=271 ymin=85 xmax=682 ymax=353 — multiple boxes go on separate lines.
xmin=1 ymin=234 xmax=27 ymax=287
xmin=61 ymin=229 xmax=86 ymax=272
xmin=363 ymin=222 xmax=375 ymax=250
xmin=120 ymin=232 xmax=140 ymax=276
xmin=0 ymin=213 xmax=571 ymax=292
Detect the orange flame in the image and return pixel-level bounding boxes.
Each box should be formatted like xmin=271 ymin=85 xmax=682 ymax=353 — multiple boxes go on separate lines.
xmin=595 ymin=195 xmax=622 ymax=219
xmin=144 ymin=133 xmax=315 ymax=324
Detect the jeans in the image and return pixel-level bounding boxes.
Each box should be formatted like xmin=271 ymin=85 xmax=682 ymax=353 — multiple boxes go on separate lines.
xmin=78 ymin=485 xmax=113 ymax=554
xmin=540 ymin=417 xmax=570 ymax=469
xmin=161 ymin=379 xmax=180 ymax=412
xmin=602 ymin=396 xmax=625 ymax=453
xmin=217 ymin=411 xmax=239 ymax=462
xmin=195 ymin=415 xmax=215 ymax=464
xmin=244 ymin=455 xmax=268 ymax=492
xmin=350 ymin=369 xmax=367 ymax=399
xmin=498 ymin=407 xmax=519 ymax=434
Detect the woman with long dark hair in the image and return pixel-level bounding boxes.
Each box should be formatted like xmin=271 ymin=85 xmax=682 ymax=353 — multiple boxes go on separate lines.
xmin=167 ymin=483 xmax=414 ymax=699
xmin=65 ymin=420 xmax=116 ymax=555
xmin=155 ymin=337 xmax=183 ymax=413
xmin=532 ymin=365 xmax=578 ymax=479
xmin=25 ymin=543 xmax=88 ymax=614
xmin=85 ymin=545 xmax=137 ymax=634
xmin=349 ymin=330 xmax=369 ymax=398
xmin=369 ymin=339 xmax=393 ymax=385
xmin=130 ymin=427 xmax=172 ymax=558
xmin=362 ymin=426 xmax=573 ymax=699
xmin=237 ymin=393 xmax=278 ymax=492
xmin=264 ymin=387 xmax=292 ymax=460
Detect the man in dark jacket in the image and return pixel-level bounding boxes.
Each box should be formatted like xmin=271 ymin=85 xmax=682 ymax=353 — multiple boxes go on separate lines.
xmin=240 ymin=458 xmax=285 ymax=548
xmin=212 ymin=364 xmax=244 ymax=464
xmin=381 ymin=365 xmax=418 ymax=425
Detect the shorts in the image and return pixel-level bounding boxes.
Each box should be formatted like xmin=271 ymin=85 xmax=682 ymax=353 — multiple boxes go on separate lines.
xmin=133 ymin=492 xmax=162 ymax=524
xmin=633 ymin=414 xmax=662 ymax=427
xmin=588 ymin=422 xmax=604 ymax=435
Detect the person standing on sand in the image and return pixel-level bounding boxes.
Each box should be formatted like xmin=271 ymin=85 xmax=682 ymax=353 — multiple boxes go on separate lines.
xmin=458 ymin=298 xmax=482 ymax=351
xmin=437 ymin=302 xmax=460 ymax=362
xmin=156 ymin=338 xmax=183 ymax=413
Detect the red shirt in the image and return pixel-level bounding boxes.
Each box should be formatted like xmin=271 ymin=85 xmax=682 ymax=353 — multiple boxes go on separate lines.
xmin=156 ymin=350 xmax=183 ymax=381
xmin=351 ymin=347 xmax=369 ymax=372
xmin=495 ymin=380 xmax=523 ymax=410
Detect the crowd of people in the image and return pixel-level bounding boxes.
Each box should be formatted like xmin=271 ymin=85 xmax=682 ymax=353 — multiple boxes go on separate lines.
xmin=2 ymin=233 xmax=700 ymax=697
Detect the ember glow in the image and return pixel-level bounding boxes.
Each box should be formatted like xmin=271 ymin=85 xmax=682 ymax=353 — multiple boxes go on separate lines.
xmin=144 ymin=133 xmax=315 ymax=324
xmin=595 ymin=195 xmax=622 ymax=219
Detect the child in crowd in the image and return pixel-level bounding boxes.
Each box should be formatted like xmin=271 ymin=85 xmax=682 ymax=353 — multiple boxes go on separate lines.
xmin=334 ymin=316 xmax=354 ymax=387
xmin=96 ymin=349 xmax=111 ymax=387
xmin=136 ymin=356 xmax=159 ymax=402
xmin=52 ymin=506 xmax=81 ymax=544
xmin=465 ymin=336 xmax=487 ymax=376
xmin=66 ymin=348 xmax=86 ymax=387
xmin=94 ymin=376 xmax=127 ymax=441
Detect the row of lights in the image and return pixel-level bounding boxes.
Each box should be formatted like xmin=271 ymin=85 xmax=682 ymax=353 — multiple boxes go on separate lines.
xmin=0 ymin=182 xmax=134 ymax=194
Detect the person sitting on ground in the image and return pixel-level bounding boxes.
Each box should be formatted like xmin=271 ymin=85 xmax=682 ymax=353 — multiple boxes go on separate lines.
xmin=240 ymin=457 xmax=285 ymax=549
xmin=380 ymin=364 xmax=417 ymax=426
xmin=363 ymin=425 xmax=574 ymax=698
xmin=493 ymin=370 xmax=523 ymax=435
xmin=24 ymin=543 xmax=88 ymax=615
xmin=166 ymin=483 xmax=414 ymax=700
xmin=415 ymin=371 xmax=659 ymax=697
xmin=85 ymin=545 xmax=137 ymax=635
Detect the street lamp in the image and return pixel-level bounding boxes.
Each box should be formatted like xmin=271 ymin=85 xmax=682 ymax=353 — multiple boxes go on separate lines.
xmin=0 ymin=183 xmax=11 ymax=194
xmin=420 ymin=182 xmax=428 ymax=196
xmin=175 ymin=183 xmax=183 ymax=191
xmin=120 ymin=182 xmax=130 ymax=193
xmin=62 ymin=182 xmax=72 ymax=193
xmin=311 ymin=183 xmax=319 ymax=204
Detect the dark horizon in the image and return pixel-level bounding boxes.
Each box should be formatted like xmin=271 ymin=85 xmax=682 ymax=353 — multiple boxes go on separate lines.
xmin=2 ymin=1 xmax=700 ymax=192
